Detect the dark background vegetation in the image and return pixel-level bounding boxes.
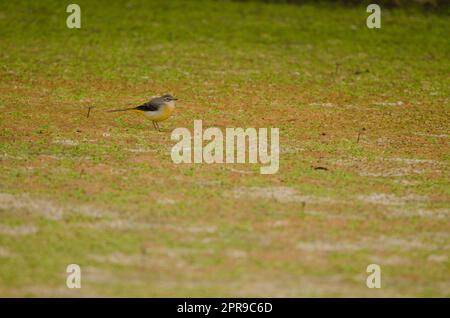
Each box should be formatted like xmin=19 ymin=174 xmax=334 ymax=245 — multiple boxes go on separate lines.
xmin=237 ymin=0 xmax=449 ymax=9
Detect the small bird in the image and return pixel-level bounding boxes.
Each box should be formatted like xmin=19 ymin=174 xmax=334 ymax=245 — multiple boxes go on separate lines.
xmin=107 ymin=94 xmax=177 ymax=131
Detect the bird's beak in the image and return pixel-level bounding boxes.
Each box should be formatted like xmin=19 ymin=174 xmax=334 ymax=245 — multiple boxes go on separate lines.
xmin=173 ymin=98 xmax=178 ymax=100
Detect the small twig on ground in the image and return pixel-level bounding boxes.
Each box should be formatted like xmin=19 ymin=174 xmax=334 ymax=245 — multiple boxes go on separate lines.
xmin=86 ymin=106 xmax=95 ymax=118
xmin=357 ymin=127 xmax=366 ymax=144
xmin=335 ymin=63 xmax=341 ymax=76
xmin=312 ymin=166 xmax=329 ymax=171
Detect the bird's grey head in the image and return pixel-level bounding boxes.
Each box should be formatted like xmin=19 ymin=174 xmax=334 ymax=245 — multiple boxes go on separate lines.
xmin=161 ymin=94 xmax=177 ymax=102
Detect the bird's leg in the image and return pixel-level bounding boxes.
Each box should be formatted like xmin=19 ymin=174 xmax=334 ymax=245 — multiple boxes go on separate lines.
xmin=152 ymin=121 xmax=157 ymax=130
xmin=156 ymin=122 xmax=161 ymax=132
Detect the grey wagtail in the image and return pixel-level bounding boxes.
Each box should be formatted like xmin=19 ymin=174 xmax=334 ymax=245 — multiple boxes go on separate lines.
xmin=107 ymin=94 xmax=177 ymax=131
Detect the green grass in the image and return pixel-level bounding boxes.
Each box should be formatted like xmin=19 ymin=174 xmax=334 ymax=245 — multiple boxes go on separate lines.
xmin=0 ymin=0 xmax=449 ymax=297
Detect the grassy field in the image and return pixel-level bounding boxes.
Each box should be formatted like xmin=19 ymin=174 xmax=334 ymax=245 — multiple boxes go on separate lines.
xmin=0 ymin=0 xmax=449 ymax=297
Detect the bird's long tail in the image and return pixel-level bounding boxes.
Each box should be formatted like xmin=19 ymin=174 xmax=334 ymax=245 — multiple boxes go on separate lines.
xmin=106 ymin=107 xmax=137 ymax=113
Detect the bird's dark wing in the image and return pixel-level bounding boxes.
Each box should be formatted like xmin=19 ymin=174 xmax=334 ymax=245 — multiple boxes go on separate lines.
xmin=135 ymin=97 xmax=164 ymax=111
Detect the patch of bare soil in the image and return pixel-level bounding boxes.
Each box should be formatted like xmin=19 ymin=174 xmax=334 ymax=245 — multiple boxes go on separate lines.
xmin=84 ymin=219 xmax=216 ymax=234
xmin=0 ymin=192 xmax=115 ymax=221
xmin=0 ymin=246 xmax=16 ymax=258
xmin=297 ymin=235 xmax=447 ymax=252
xmin=331 ymin=156 xmax=446 ymax=177
xmin=0 ymin=224 xmax=37 ymax=236
xmin=356 ymin=193 xmax=429 ymax=206
xmin=387 ymin=208 xmax=450 ymax=219
xmin=88 ymin=252 xmax=189 ymax=269
xmin=232 ymin=186 xmax=336 ymax=204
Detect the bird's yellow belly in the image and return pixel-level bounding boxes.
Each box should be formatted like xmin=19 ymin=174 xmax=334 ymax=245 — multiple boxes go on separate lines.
xmin=141 ymin=105 xmax=175 ymax=122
